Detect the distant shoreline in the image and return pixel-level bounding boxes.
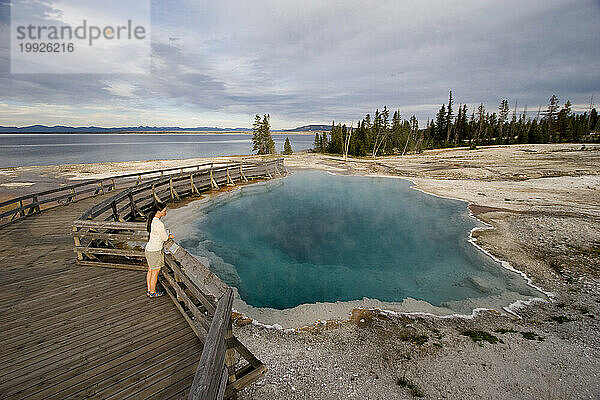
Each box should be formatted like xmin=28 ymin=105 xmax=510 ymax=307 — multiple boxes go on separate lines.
xmin=0 ymin=131 xmax=319 ymax=135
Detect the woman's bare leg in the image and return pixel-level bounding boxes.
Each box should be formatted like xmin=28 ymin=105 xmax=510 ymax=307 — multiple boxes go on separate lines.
xmin=146 ymin=268 xmax=152 ymax=292
xmin=149 ymin=269 xmax=160 ymax=293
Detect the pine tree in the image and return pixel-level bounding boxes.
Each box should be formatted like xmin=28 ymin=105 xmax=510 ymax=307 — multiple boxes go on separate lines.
xmin=498 ymin=99 xmax=509 ymax=143
xmin=252 ymin=114 xmax=275 ymax=154
xmin=283 ymin=137 xmax=293 ymax=155
xmin=435 ymin=104 xmax=446 ymax=144
xmin=445 ymin=90 xmax=454 ymax=144
xmin=476 ymin=104 xmax=485 ymax=145
xmin=590 ymin=108 xmax=598 ymax=132
xmin=558 ymin=101 xmax=572 ymax=142
xmin=546 ymin=95 xmax=560 ymax=142
xmin=252 ymin=114 xmax=263 ymax=154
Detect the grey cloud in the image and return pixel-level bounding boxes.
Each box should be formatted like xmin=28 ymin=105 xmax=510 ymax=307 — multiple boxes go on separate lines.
xmin=0 ymin=0 xmax=599 ymax=126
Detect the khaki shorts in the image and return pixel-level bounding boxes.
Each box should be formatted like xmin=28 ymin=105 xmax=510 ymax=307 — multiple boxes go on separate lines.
xmin=145 ymin=249 xmax=164 ymax=271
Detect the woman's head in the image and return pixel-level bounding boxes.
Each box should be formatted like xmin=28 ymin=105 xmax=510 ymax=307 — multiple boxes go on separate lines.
xmin=147 ymin=201 xmax=167 ymax=232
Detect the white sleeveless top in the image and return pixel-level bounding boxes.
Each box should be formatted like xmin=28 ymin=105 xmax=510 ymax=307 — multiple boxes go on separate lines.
xmin=145 ymin=217 xmax=169 ymax=251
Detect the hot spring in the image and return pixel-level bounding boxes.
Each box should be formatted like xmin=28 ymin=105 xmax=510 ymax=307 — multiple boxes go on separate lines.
xmin=167 ymin=170 xmax=545 ymax=324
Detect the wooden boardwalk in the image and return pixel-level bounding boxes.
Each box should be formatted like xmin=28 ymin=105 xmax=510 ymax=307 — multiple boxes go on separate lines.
xmin=0 ymin=194 xmax=202 ymax=399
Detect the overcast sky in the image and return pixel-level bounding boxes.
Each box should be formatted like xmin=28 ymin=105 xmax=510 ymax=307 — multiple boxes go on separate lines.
xmin=0 ymin=0 xmax=599 ymax=129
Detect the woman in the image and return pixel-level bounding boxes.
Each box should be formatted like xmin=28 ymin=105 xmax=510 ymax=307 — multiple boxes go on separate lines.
xmin=145 ymin=201 xmax=174 ymax=297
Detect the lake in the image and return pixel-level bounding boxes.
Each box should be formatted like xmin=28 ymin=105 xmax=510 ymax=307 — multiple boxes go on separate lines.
xmin=0 ymin=133 xmax=314 ymax=168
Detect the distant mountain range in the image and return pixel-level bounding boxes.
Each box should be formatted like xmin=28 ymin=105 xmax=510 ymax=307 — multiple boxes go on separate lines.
xmin=0 ymin=124 xmax=331 ymax=133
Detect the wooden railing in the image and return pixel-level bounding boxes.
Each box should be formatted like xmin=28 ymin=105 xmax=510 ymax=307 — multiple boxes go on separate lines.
xmin=189 ymin=288 xmax=234 ymax=399
xmin=0 ymin=158 xmax=283 ymax=228
xmin=70 ymin=159 xmax=281 ymax=398
xmin=71 ymin=159 xmax=285 ymax=269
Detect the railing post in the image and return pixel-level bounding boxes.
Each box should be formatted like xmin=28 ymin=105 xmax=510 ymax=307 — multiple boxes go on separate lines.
xmin=32 ymin=194 xmax=40 ymax=213
xmin=190 ymin=174 xmax=200 ymax=196
xmin=226 ymin=167 xmax=234 ymax=186
xmin=152 ymin=184 xmax=161 ymax=203
xmin=169 ymin=178 xmax=180 ymax=200
xmin=111 ymin=201 xmax=120 ymax=222
xmin=18 ymin=200 xmax=26 ymax=217
xmin=210 ymin=164 xmax=220 ymax=190
xmin=72 ymin=226 xmax=83 ymax=261
xmin=264 ymin=164 xmax=272 ymax=179
xmin=273 ymin=162 xmax=281 ymax=176
xmin=239 ymin=164 xmax=248 ymax=182
xmin=224 ymin=316 xmax=238 ymax=398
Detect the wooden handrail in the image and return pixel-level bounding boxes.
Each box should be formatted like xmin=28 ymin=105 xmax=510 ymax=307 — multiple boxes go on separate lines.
xmin=79 ymin=161 xmax=280 ymax=220
xmin=188 ymin=288 xmax=234 ymax=400
xmin=1 ymin=159 xmax=283 ymax=227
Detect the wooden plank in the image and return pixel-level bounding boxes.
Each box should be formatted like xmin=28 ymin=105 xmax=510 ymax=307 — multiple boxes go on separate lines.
xmin=167 ymin=241 xmax=229 ymax=301
xmin=76 ymin=260 xmax=147 ymax=271
xmin=147 ymin=371 xmax=197 ymax=400
xmin=0 ymin=274 xmax=144 ymax=333
xmin=99 ymin=349 xmax=202 ymax=400
xmin=188 ymin=288 xmax=233 ymax=400
xmin=162 ymin=280 xmax=208 ymax=343
xmin=72 ymin=231 xmax=149 ymax=242
xmin=165 ymin=254 xmax=216 ymax=315
xmin=227 ymin=337 xmax=263 ymax=368
xmin=0 ymin=267 xmax=109 ymax=305
xmin=15 ymin=325 xmax=195 ymax=399
xmin=160 ymin=268 xmax=211 ymax=332
xmin=4 ymin=324 xmax=193 ymax=400
xmin=72 ymin=220 xmax=146 ymax=230
xmin=0 ymin=269 xmax=128 ymax=316
xmin=224 ymin=364 xmax=268 ymax=398
xmin=74 ymin=246 xmax=145 ymax=258
xmin=39 ymin=329 xmax=198 ymax=400
xmin=0 ymin=311 xmax=185 ymax=396
xmin=1 ymin=294 xmax=163 ymax=372
xmin=0 ymin=287 xmax=158 ymax=357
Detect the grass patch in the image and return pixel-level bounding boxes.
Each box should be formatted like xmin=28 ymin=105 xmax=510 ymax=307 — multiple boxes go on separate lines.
xmin=461 ymin=330 xmax=504 ymax=345
xmin=412 ymin=335 xmax=429 ymax=346
xmin=521 ymin=331 xmax=537 ymax=340
xmin=494 ymin=328 xmax=518 ymax=334
xmin=396 ymin=377 xmax=425 ymax=398
xmin=399 ymin=332 xmax=429 ymax=346
xmin=550 ymin=315 xmax=573 ymax=324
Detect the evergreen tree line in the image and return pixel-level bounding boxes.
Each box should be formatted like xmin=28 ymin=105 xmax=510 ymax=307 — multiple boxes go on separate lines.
xmin=314 ymin=93 xmax=600 ymax=157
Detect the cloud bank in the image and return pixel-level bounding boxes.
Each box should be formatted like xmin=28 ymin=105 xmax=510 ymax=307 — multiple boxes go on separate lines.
xmin=0 ymin=0 xmax=598 ymax=128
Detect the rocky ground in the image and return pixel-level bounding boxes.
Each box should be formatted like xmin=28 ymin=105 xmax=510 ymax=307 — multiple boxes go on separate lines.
xmin=237 ymin=144 xmax=600 ymax=400
xmin=1 ymin=143 xmax=599 ymax=399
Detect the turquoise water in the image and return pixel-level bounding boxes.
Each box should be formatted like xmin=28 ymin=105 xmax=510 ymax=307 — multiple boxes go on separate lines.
xmin=178 ymin=171 xmax=541 ymax=312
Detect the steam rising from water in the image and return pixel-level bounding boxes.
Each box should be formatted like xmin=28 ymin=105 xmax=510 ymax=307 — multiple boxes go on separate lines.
xmin=173 ymin=171 xmax=544 ymax=315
